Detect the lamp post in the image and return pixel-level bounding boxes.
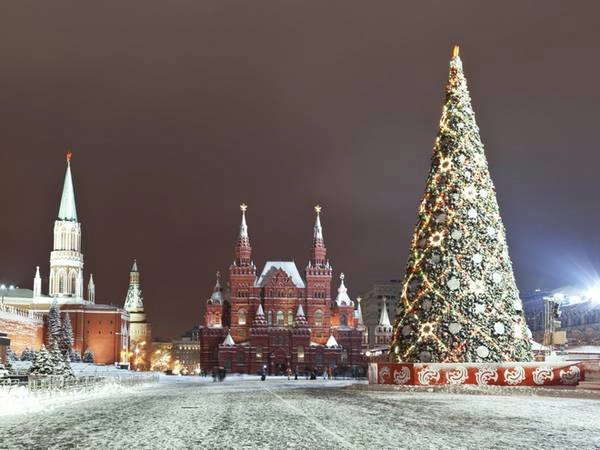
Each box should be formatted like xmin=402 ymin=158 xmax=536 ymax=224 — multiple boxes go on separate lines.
xmin=0 ymin=284 xmax=16 ymax=306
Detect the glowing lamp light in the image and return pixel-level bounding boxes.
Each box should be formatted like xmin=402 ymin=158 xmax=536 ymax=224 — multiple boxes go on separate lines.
xmin=585 ymin=285 xmax=600 ymax=303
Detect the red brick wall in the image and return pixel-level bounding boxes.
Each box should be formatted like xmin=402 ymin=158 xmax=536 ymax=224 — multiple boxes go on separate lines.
xmin=59 ymin=307 xmax=128 ymax=365
xmin=0 ymin=309 xmax=44 ymax=354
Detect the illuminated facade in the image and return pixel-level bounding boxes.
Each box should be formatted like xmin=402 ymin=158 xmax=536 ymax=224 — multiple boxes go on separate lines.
xmin=5 ymin=155 xmax=130 ymax=364
xmin=124 ymin=260 xmax=152 ymax=369
xmin=199 ymin=205 xmax=365 ymax=375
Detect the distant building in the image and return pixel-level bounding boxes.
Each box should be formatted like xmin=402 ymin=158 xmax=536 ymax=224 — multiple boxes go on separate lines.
xmin=199 ymin=205 xmax=365 ymax=375
xmin=124 ymin=260 xmax=152 ymax=369
xmin=523 ymin=288 xmax=600 ymax=347
xmin=1 ymin=155 xmax=129 ymax=364
xmin=172 ymin=337 xmax=201 ymax=375
xmin=360 ymin=280 xmax=402 ymax=347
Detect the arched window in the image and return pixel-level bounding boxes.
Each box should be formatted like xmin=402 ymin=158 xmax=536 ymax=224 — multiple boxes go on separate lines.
xmin=287 ymin=311 xmax=293 ymax=326
xmin=276 ymin=311 xmax=284 ymax=326
xmin=70 ymin=272 xmax=77 ymax=294
xmin=58 ymin=273 xmax=65 ymax=293
xmin=315 ymin=310 xmax=323 ymax=326
xmin=340 ymin=314 xmax=348 ymax=327
xmin=238 ymin=309 xmax=247 ymax=325
xmin=268 ymin=311 xmax=273 ymax=325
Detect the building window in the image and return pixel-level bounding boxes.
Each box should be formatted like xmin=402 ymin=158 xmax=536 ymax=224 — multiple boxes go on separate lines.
xmin=224 ymin=358 xmax=231 ymax=370
xmin=297 ymin=346 xmax=304 ymax=362
xmin=268 ymin=310 xmax=273 ymax=325
xmin=340 ymin=314 xmax=348 ymax=327
xmin=315 ymin=310 xmax=323 ymax=326
xmin=276 ymin=311 xmax=284 ymax=326
xmin=287 ymin=311 xmax=293 ymax=326
xmin=256 ymin=346 xmax=262 ymax=359
xmin=238 ymin=309 xmax=247 ymax=325
xmin=70 ymin=272 xmax=76 ymax=294
xmin=237 ymin=352 xmax=245 ymax=363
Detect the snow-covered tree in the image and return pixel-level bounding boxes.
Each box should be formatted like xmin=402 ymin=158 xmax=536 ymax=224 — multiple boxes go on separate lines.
xmin=47 ymin=299 xmax=62 ymax=346
xmin=50 ymin=341 xmax=66 ymax=376
xmin=20 ymin=347 xmax=35 ymax=361
xmin=389 ymin=46 xmax=532 ymax=363
xmin=6 ymin=347 xmax=18 ymax=361
xmin=29 ymin=345 xmax=54 ymax=375
xmin=62 ymin=353 xmax=75 ymax=379
xmin=70 ymin=350 xmax=82 ymax=363
xmin=82 ymin=348 xmax=95 ymax=364
xmin=60 ymin=312 xmax=74 ymax=358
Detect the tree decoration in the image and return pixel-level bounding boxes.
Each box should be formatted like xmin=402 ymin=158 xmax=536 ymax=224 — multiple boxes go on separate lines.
xmin=389 ymin=46 xmax=532 ymax=363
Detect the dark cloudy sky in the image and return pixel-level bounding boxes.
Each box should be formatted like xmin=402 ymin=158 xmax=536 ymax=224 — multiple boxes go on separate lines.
xmin=1 ymin=1 xmax=599 ymax=338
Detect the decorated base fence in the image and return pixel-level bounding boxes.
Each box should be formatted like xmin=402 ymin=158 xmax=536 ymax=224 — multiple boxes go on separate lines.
xmin=369 ymin=362 xmax=584 ymax=387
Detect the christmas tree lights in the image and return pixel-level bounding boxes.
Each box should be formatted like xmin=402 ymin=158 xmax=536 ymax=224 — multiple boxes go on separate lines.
xmin=390 ymin=46 xmax=532 ymax=363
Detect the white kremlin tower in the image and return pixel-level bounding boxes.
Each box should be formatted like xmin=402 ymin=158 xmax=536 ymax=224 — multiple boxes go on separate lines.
xmin=35 ymin=152 xmax=94 ymax=304
xmin=124 ymin=259 xmax=152 ymax=369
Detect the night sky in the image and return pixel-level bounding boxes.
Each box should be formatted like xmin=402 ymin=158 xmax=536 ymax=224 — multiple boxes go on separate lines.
xmin=1 ymin=1 xmax=599 ymax=339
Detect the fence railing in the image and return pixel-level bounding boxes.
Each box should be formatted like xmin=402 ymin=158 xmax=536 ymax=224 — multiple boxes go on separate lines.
xmin=0 ymin=304 xmax=44 ymax=323
xmin=0 ymin=372 xmax=159 ymax=394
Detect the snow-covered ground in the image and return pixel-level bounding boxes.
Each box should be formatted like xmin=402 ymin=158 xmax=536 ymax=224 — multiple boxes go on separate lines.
xmin=0 ymin=376 xmax=599 ymax=449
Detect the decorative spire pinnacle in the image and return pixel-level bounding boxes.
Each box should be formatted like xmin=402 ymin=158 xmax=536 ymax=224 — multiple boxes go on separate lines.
xmin=215 ymin=270 xmax=221 ymax=289
xmin=325 ymin=334 xmax=340 ymax=348
xmin=33 ymin=266 xmax=42 ymax=298
xmin=256 ymin=303 xmax=265 ymax=316
xmin=293 ymin=303 xmax=308 ymax=327
xmin=452 ymin=44 xmax=460 ymax=58
xmin=58 ymin=152 xmax=78 ymax=221
xmin=379 ymin=297 xmax=391 ymax=327
xmin=88 ymin=274 xmax=95 ymax=303
xmin=239 ymin=203 xmax=248 ymax=239
xmin=252 ymin=303 xmax=267 ymax=326
xmin=335 ymin=272 xmax=352 ymax=306
xmin=313 ymin=205 xmax=323 ymax=240
xmin=222 ymin=332 xmax=236 ymax=346
xmin=124 ymin=259 xmax=144 ymax=312
xmin=209 ymin=271 xmax=224 ymax=304
xmin=356 ymin=296 xmax=364 ymax=327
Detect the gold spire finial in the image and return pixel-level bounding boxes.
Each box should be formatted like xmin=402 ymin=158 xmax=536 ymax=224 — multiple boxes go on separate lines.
xmin=452 ymin=45 xmax=460 ymax=58
xmin=66 ymin=150 xmax=72 ymax=162
xmin=340 ymin=272 xmax=345 ymax=281
xmin=314 ymin=204 xmax=322 ymax=215
xmin=240 ymin=203 xmax=247 ymax=213
xmin=357 ymin=296 xmax=362 ymax=304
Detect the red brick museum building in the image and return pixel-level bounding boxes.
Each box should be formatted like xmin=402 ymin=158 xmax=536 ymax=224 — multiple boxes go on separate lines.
xmin=199 ymin=205 xmax=366 ymax=375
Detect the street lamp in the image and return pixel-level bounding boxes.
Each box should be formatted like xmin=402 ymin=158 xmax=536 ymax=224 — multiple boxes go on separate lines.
xmin=0 ymin=284 xmax=16 ymax=306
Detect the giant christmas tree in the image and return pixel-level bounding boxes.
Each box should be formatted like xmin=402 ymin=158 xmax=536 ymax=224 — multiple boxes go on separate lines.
xmin=390 ymin=46 xmax=532 ymax=363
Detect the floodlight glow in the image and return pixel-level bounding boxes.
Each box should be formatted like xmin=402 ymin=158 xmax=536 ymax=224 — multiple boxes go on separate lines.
xmin=585 ymin=285 xmax=600 ymax=303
